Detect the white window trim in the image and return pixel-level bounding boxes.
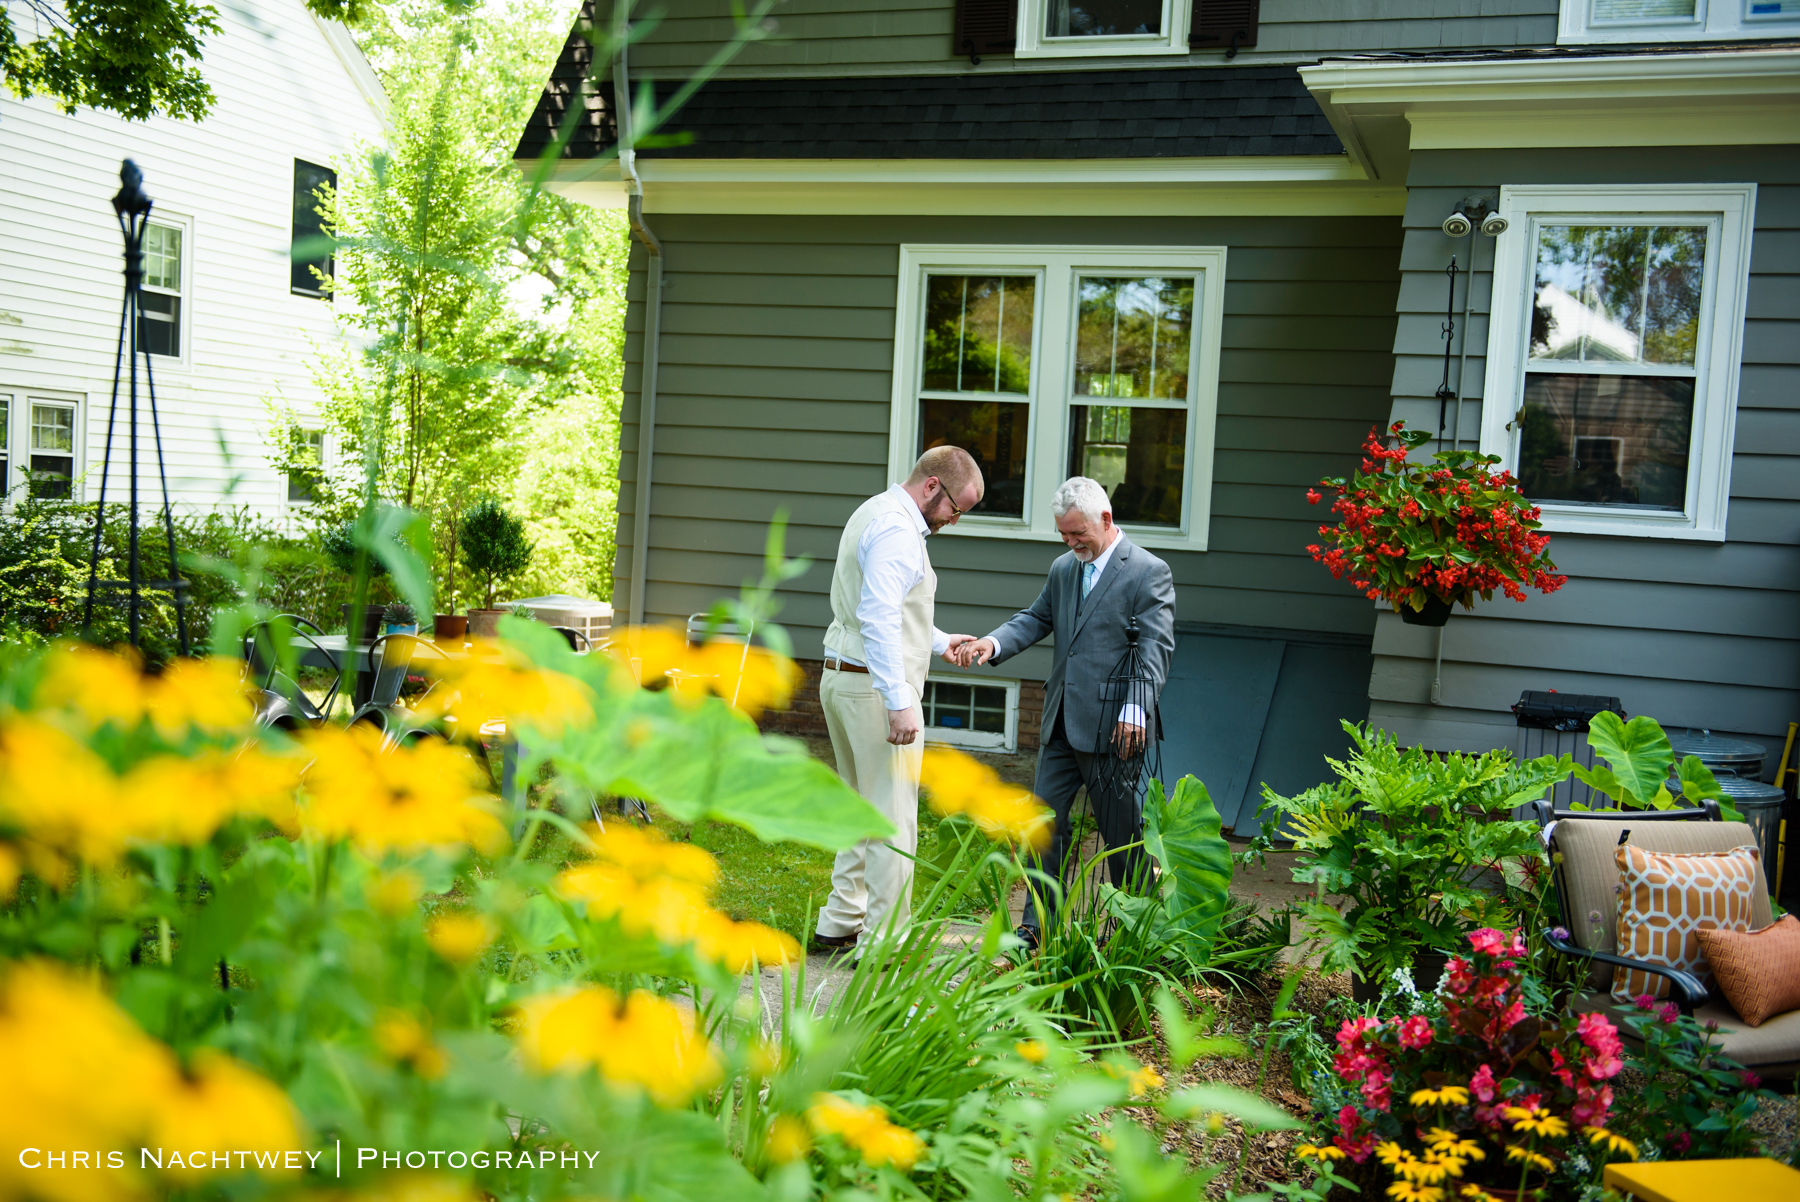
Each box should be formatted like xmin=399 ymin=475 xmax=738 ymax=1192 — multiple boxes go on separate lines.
xmin=922 ymin=674 xmax=1020 ymax=752
xmin=1016 ymin=0 xmax=1190 ymax=58
xmin=140 ymin=212 xmax=194 ymax=370
xmin=7 ymin=389 xmax=88 ymax=504
xmin=888 ymin=244 xmax=1225 ymax=553
xmin=1559 ymin=0 xmax=1800 ymax=44
xmin=283 ymin=426 xmax=328 ymax=509
xmin=1478 ymin=183 xmax=1757 ymax=542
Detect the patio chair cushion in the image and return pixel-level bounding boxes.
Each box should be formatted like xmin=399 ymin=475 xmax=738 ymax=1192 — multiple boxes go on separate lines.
xmin=1611 ymin=842 xmax=1760 ymax=1002
xmin=1555 ymin=819 xmax=1771 ymax=993
xmin=1698 ymin=916 xmax=1800 ymax=1027
xmin=1569 ymin=992 xmax=1800 ymax=1079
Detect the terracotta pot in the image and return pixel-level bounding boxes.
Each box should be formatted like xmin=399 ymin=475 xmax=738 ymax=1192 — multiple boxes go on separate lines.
xmin=433 ymin=614 xmax=468 ymax=641
xmin=466 ymin=609 xmax=507 ymax=638
xmin=1399 ymin=594 xmax=1455 ymax=626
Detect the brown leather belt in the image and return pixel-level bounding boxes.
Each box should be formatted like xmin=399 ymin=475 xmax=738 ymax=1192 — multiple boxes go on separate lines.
xmin=823 ymin=657 xmax=869 ymax=674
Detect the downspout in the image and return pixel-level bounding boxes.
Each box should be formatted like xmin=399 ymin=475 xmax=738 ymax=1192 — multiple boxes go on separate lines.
xmin=614 ymin=31 xmax=663 ymax=628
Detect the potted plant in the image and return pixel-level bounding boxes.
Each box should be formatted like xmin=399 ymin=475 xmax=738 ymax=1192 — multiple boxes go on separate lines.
xmin=1308 ymin=928 xmax=1638 ymax=1199
xmin=1248 ymin=722 xmax=1569 ymax=1000
xmin=1307 ymin=421 xmax=1566 ymax=626
xmin=383 ymin=601 xmax=418 ymax=636
xmin=324 ymin=519 xmax=389 ymax=640
xmin=459 ymin=496 xmax=532 ymax=638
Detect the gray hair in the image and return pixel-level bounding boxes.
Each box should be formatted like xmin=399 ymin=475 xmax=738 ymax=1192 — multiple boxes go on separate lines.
xmin=1050 ymin=477 xmax=1111 ymax=524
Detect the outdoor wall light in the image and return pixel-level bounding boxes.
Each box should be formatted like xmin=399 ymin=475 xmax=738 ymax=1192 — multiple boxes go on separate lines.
xmin=1442 ymin=195 xmax=1507 ymax=238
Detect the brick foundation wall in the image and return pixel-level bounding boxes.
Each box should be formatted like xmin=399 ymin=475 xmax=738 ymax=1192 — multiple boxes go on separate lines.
xmin=760 ymin=657 xmax=1045 ymax=751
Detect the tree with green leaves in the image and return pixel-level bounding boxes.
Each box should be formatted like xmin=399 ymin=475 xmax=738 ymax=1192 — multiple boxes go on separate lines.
xmin=460 ymin=495 xmax=531 ymax=610
xmin=284 ymin=0 xmax=627 ymax=611
xmin=1 ymin=0 xmax=372 ymax=121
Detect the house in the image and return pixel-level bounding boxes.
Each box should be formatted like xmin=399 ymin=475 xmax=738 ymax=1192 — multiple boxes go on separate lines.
xmin=0 ymin=0 xmax=387 ymax=521
xmin=517 ymin=2 xmax=1799 ymax=829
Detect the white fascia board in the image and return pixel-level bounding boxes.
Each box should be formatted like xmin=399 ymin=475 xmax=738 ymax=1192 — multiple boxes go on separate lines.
xmin=312 ymin=15 xmax=391 ymax=137
xmin=535 ymin=155 xmax=1405 ymax=216
xmin=1299 ymin=49 xmax=1800 ymax=108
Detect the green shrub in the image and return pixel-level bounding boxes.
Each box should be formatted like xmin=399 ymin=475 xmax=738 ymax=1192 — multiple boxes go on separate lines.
xmin=459 ymin=495 xmax=532 ymax=609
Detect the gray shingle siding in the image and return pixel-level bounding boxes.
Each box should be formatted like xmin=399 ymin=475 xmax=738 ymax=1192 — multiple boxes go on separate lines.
xmin=1372 ymin=145 xmax=1800 ymax=765
xmin=611 ymin=213 xmax=1401 ymax=684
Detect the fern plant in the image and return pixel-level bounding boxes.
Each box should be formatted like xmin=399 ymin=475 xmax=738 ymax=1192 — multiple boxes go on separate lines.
xmin=1248 ymin=722 xmax=1570 ymax=983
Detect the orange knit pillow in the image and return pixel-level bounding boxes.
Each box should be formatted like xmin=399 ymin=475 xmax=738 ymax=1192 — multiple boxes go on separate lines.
xmin=1610 ymin=843 xmax=1760 ymax=1003
xmin=1697 ymin=916 xmax=1800 ymax=1027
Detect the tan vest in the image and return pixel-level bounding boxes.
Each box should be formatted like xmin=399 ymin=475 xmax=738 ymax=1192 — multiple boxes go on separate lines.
xmin=823 ymin=488 xmax=936 ymax=698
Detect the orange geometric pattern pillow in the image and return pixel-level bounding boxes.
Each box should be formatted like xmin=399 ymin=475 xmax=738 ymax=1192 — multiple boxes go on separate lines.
xmin=1610 ymin=843 xmax=1760 ymax=1003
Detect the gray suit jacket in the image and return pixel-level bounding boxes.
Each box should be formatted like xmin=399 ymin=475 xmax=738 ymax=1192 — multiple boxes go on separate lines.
xmin=983 ymin=533 xmax=1176 ymax=755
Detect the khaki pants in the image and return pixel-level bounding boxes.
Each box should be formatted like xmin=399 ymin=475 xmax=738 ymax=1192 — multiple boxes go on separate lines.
xmin=816 ymin=668 xmax=921 ymax=940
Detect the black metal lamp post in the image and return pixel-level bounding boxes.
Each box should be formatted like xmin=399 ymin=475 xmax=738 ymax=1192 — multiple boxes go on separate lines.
xmin=82 ymin=159 xmax=190 ymax=655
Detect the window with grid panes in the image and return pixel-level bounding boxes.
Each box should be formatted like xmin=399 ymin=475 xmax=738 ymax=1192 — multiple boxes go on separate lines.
xmin=29 ymin=402 xmax=75 ymax=498
xmin=139 ymin=223 xmax=182 ymax=358
xmin=287 ymin=429 xmax=325 ymax=503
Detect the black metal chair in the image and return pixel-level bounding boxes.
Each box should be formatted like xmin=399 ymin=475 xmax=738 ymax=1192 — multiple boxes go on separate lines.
xmin=549 ymin=625 xmax=590 ymax=653
xmin=347 ymin=633 xmax=420 ymax=738
xmin=243 ymin=614 xmax=342 ymax=730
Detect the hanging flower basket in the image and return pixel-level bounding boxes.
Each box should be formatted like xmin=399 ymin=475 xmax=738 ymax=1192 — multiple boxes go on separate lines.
xmin=1306 ymin=422 xmax=1566 ymax=620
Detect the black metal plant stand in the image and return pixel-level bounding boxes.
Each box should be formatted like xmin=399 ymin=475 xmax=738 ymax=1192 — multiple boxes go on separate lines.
xmin=1090 ymin=617 xmax=1163 ymax=807
xmin=82 ymin=160 xmax=190 ymax=654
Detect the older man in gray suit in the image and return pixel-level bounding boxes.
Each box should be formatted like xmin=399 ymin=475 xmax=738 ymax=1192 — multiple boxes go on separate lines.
xmin=959 ymin=476 xmax=1176 ymax=946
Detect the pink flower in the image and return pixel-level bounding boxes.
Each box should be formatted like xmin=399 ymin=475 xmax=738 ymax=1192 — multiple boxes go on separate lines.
xmin=1469 ymin=1064 xmax=1497 ymax=1103
xmin=1495 ymin=999 xmax=1526 ymax=1033
xmin=1668 ymin=1130 xmax=1691 ymax=1155
xmin=1360 ymin=1069 xmax=1392 ymax=1112
xmin=1334 ymin=1131 xmax=1380 ymax=1163
xmin=1336 ymin=1105 xmax=1362 ymax=1140
xmin=1572 ymin=1081 xmax=1614 ymax=1127
xmin=1396 ymin=1015 xmax=1433 ymax=1050
xmin=1658 ymin=1003 xmax=1679 ymax=1025
xmin=1633 ymin=993 xmax=1656 ymax=1011
xmin=1576 ymin=1011 xmax=1624 ymax=1059
xmin=1468 ymin=928 xmax=1505 ymax=955
xmin=1336 ymin=1016 xmax=1379 ymax=1050
xmin=1740 ymin=1070 xmax=1762 ymax=1090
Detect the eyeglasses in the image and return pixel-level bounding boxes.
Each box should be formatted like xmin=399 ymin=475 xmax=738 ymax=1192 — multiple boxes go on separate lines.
xmin=939 ymin=482 xmax=967 ymax=519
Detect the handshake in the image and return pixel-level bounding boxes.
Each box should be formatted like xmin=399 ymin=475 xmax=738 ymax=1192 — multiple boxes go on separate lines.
xmin=941 ymin=634 xmax=997 ymax=669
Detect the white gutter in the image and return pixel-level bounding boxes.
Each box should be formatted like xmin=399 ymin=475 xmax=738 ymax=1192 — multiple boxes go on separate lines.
xmin=613 ymin=21 xmax=664 ymax=630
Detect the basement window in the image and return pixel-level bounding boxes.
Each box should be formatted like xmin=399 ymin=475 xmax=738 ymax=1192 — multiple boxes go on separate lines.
xmin=923 ymin=676 xmax=1018 ymax=751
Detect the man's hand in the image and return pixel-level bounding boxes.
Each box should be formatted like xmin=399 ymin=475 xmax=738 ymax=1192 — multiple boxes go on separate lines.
xmin=887 ymin=706 xmax=921 ymax=746
xmin=957 ymin=636 xmax=998 ymax=668
xmin=1112 ymin=721 xmax=1146 ymax=756
xmin=941 ymin=633 xmax=978 ymax=665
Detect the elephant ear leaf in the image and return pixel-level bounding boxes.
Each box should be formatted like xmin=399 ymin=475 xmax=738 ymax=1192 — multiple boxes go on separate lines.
xmin=1584 ymin=712 xmax=1675 ymax=808
xmin=1143 ymin=775 xmax=1234 ymax=963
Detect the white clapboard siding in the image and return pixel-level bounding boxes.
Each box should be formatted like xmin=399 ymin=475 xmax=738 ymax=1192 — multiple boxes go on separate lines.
xmin=0 ymin=0 xmax=385 ymax=521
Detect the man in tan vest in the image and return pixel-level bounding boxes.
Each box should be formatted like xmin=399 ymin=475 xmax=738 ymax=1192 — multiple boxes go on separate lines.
xmin=812 ymin=446 xmax=985 ymax=953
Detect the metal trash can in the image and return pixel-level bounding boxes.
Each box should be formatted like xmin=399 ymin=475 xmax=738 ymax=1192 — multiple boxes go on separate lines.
xmin=1668 ymin=729 xmax=1767 ymax=781
xmin=1715 ymin=774 xmax=1785 ymax=877
xmin=1512 ymin=691 xmax=1626 ymax=810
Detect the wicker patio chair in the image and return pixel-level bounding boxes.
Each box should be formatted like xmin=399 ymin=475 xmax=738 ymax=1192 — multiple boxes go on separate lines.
xmin=1535 ymin=800 xmax=1800 ymax=1080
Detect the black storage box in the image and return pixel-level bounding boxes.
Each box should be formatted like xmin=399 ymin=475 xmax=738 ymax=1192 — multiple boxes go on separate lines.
xmin=1511 ymin=691 xmax=1625 ymax=733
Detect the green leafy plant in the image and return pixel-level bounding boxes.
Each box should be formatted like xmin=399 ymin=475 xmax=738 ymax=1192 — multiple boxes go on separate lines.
xmin=1610 ymin=995 xmax=1780 ymax=1163
xmin=1249 ymin=722 xmax=1571 ymax=984
xmin=383 ymin=601 xmax=416 ymax=626
xmin=459 ymin=496 xmax=532 ymax=610
xmin=1574 ymin=711 xmax=1735 ymax=818
xmin=1306 ymin=420 xmax=1567 ymax=617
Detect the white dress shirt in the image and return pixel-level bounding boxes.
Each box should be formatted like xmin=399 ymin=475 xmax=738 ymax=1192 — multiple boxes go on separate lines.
xmin=834 ymin=484 xmax=949 ymax=711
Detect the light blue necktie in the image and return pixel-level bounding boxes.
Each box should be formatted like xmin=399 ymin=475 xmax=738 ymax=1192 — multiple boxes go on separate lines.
xmin=1081 ymin=561 xmax=1097 ymax=600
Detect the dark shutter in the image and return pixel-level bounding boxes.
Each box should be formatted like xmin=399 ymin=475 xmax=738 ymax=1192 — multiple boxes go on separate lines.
xmin=1189 ymin=0 xmax=1258 ymax=53
xmin=953 ymin=0 xmax=1016 ymax=60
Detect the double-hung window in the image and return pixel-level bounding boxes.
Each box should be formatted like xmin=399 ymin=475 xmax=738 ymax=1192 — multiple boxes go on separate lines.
xmin=139 ymin=222 xmax=184 ymax=359
xmin=1560 ymin=0 xmax=1800 ymax=43
xmin=286 ymin=429 xmax=326 ymax=504
xmin=28 ymin=396 xmax=79 ymax=499
xmin=1016 ymin=0 xmax=1188 ymax=56
xmin=292 ymin=159 xmax=337 ymax=297
xmin=1479 ymin=184 xmax=1756 ymax=541
xmin=891 ymin=246 xmax=1225 ymax=551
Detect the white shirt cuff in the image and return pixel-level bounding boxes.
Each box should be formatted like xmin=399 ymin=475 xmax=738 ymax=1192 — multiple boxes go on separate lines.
xmin=881 ymin=682 xmax=917 ymax=712
xmin=1118 ymin=703 xmax=1147 ymax=728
